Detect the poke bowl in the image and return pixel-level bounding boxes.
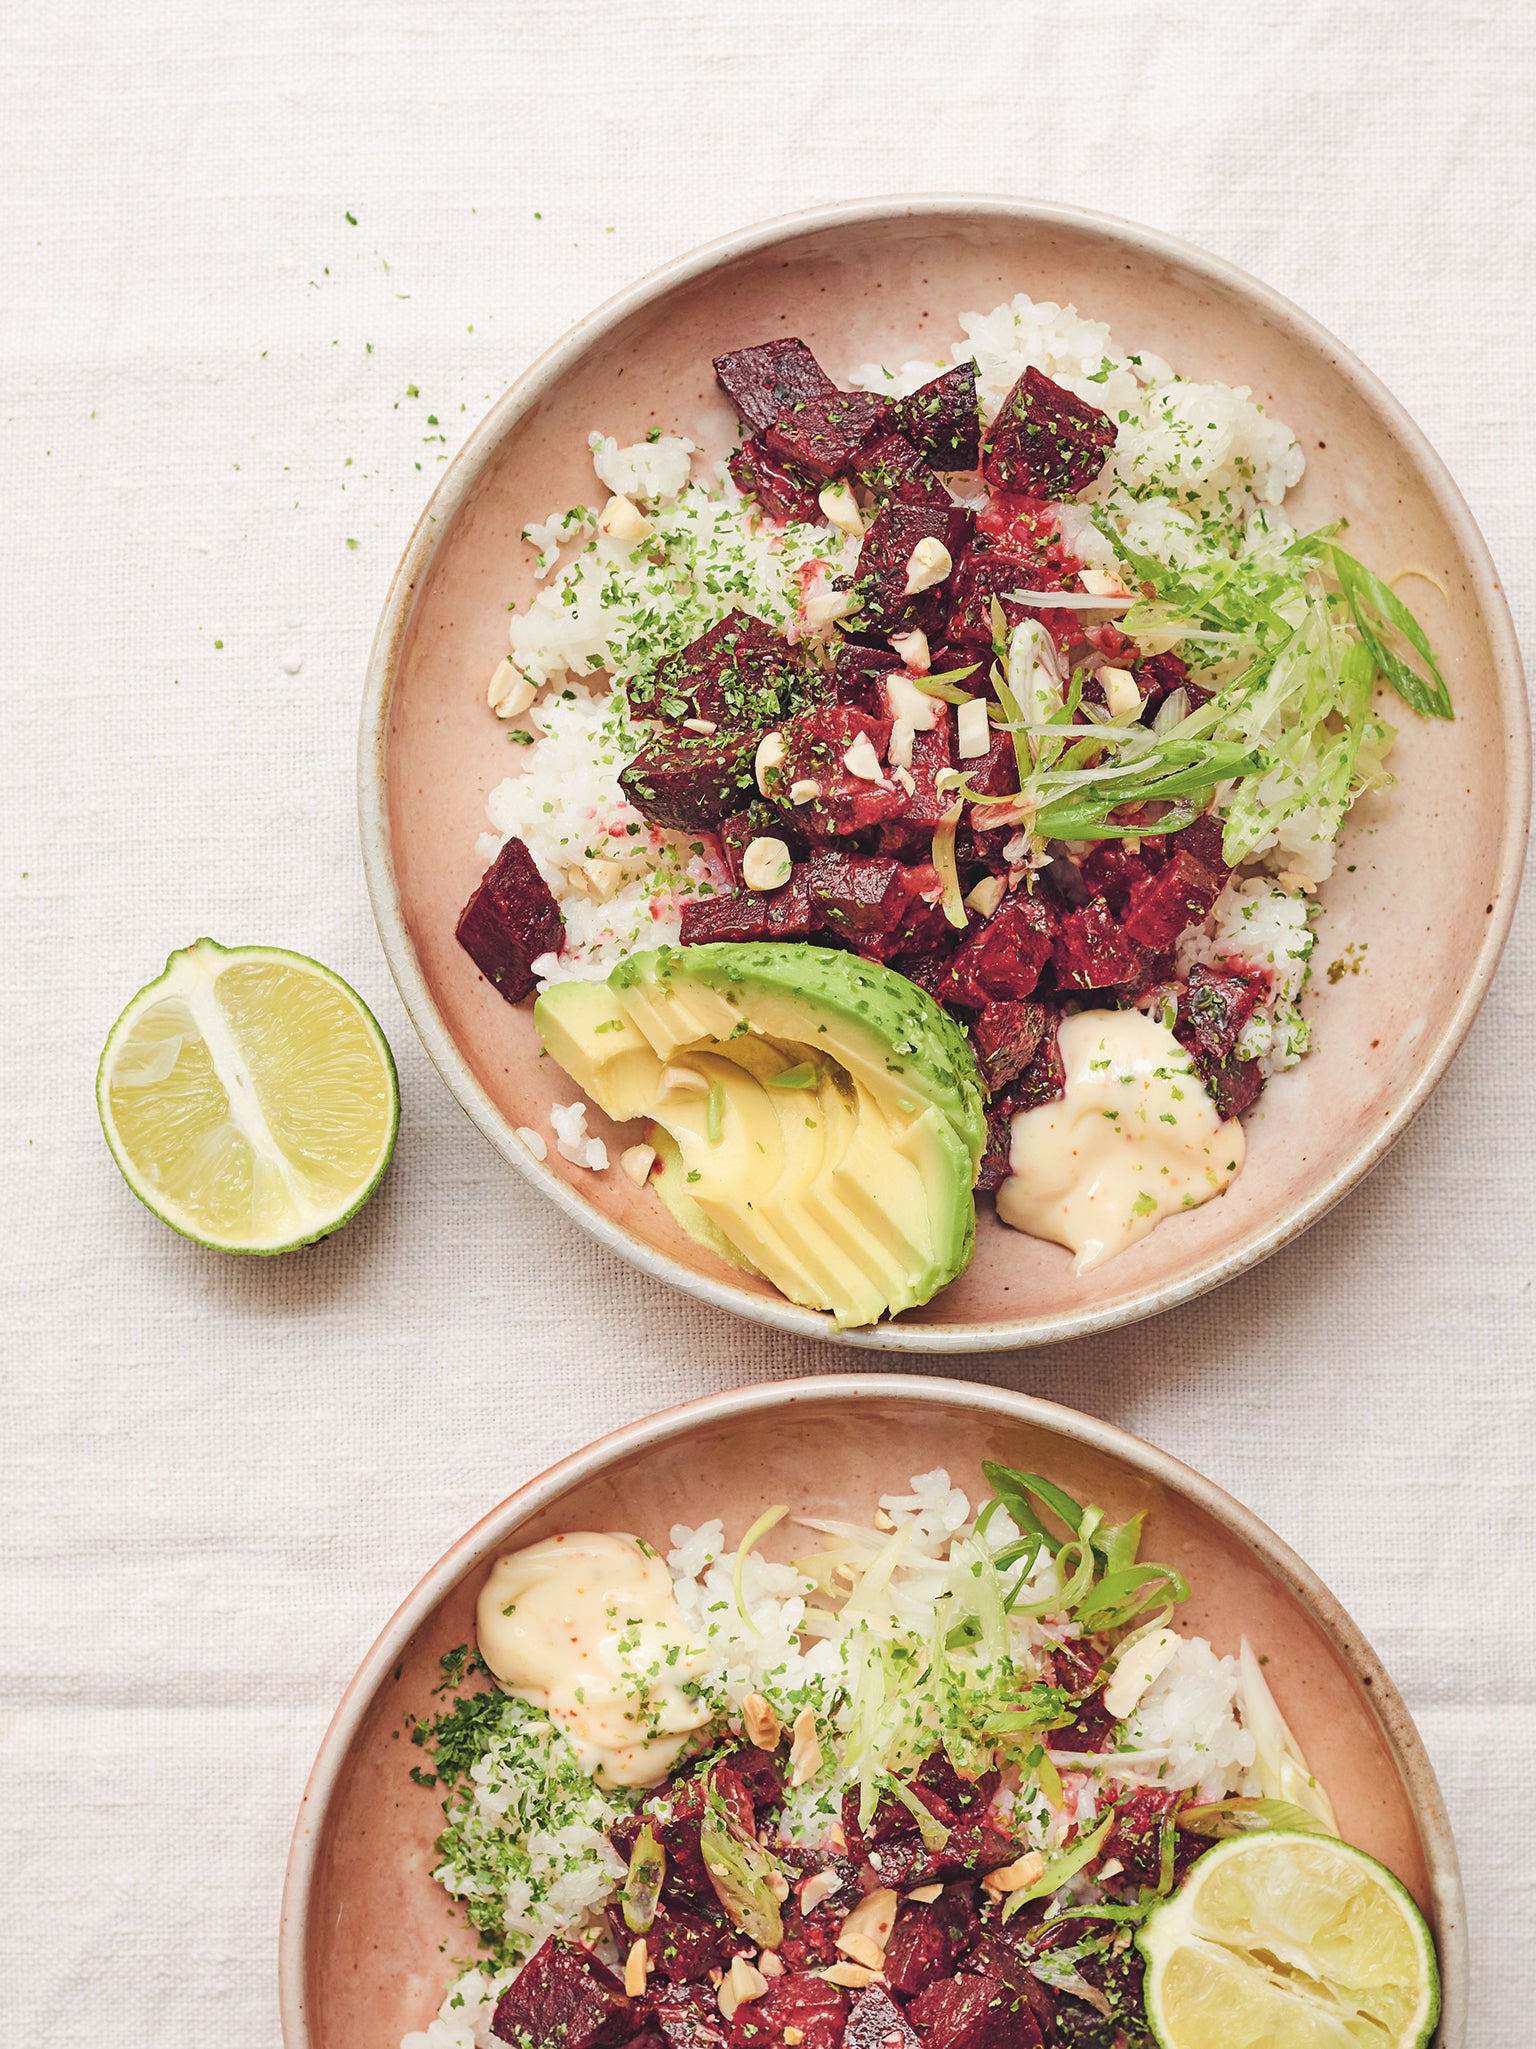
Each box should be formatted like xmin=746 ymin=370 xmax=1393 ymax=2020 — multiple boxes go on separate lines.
xmin=359 ymin=196 xmax=1527 ymax=1348
xmin=278 ymin=1376 xmax=1466 ymax=2049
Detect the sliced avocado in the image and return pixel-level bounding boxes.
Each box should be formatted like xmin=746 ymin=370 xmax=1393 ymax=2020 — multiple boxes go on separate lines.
xmin=534 ymin=944 xmax=985 ymax=1328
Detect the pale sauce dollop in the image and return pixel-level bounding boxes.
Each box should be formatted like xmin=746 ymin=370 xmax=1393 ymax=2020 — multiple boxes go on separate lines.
xmin=997 ymin=1010 xmax=1245 ymax=1272
xmin=476 ymin=1531 xmax=711 ymax=1788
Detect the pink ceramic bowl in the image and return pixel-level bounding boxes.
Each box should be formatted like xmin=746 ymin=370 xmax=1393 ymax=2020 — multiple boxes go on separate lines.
xmin=279 ymin=1376 xmax=1466 ymax=2047
xmin=359 ymin=197 xmax=1527 ymax=1349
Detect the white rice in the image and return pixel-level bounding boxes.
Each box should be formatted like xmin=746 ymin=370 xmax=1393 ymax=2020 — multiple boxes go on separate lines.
xmin=854 ymin=293 xmax=1304 ymax=555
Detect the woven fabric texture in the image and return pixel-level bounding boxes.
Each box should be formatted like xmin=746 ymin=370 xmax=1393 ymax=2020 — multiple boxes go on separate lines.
xmin=1 ymin=1 xmax=1532 ymax=2041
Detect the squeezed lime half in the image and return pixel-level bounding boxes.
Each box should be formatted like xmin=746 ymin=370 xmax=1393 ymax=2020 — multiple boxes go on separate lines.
xmin=1139 ymin=1830 xmax=1440 ymax=2049
xmin=97 ymin=940 xmax=399 ymax=1254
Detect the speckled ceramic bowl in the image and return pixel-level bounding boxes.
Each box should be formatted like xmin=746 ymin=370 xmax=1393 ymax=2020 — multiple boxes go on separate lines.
xmin=358 ymin=197 xmax=1527 ymax=1349
xmin=279 ymin=1376 xmax=1466 ymax=2047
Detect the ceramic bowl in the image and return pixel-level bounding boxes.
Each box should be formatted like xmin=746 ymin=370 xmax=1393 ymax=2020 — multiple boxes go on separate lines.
xmin=279 ymin=1375 xmax=1466 ymax=2047
xmin=359 ymin=197 xmax=1527 ymax=1349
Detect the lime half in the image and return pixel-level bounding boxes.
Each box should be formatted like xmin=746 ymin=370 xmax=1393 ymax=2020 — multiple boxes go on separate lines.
xmin=97 ymin=940 xmax=399 ymax=1254
xmin=1139 ymin=1831 xmax=1440 ymax=2049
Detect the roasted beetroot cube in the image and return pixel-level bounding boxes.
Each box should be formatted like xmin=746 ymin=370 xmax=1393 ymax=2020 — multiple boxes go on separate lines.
xmin=907 ymin=1974 xmax=1042 ymax=2049
xmin=845 ymin=1987 xmax=921 ymax=2049
xmin=853 ymin=503 xmax=974 ymax=637
xmin=893 ymin=362 xmax=982 ymax=470
xmin=1013 ymin=1011 xmax=1065 ymax=1112
xmin=1174 ymin=809 xmax=1230 ymax=877
xmin=969 ymin=1001 xmax=1049 ymax=1090
xmin=1052 ymin=897 xmax=1149 ymax=990
xmin=975 ymin=1093 xmax=1016 ymax=1195
xmin=654 ymin=1986 xmax=731 ymax=2049
xmin=832 ymin=642 xmax=903 ymax=716
xmin=1118 ymin=849 xmax=1223 ymax=951
xmin=714 ymin=337 xmax=837 ymax=434
xmin=764 ymin=864 xmax=817 ymax=939
xmin=456 ymin=835 xmax=565 ymax=1003
xmin=876 ymin=721 xmax=956 ymax=859
xmin=1194 ymin=1048 xmax=1264 ymax=1121
xmin=1077 ymin=843 xmax=1151 ymax=912
xmin=884 ymin=1887 xmax=982 ymax=1998
xmin=491 ymin=1938 xmax=634 ymax=2049
xmin=943 ymin=547 xmax=1033 ymax=652
xmin=766 ymin=391 xmax=890 ymax=481
xmin=1097 ymin=1787 xmax=1207 ymax=1891
xmin=914 ymin=1749 xmax=998 ymax=1814
xmin=1134 ymin=647 xmax=1195 ymax=709
xmin=680 ymin=892 xmax=770 ymax=944
xmin=1183 ymin=963 xmax=1265 ymax=1063
xmin=604 ymin=1901 xmax=736 ymax=1985
xmin=728 ymin=437 xmax=823 ymax=525
xmin=807 ymin=852 xmax=946 ymax=961
xmin=775 ymin=704 xmax=908 ymax=840
xmin=619 ymin=729 xmax=759 ymax=831
xmin=633 ymin=611 xmax=806 ymax=729
xmin=943 ymin=895 xmax=1058 ymax=1006
xmin=855 ymin=433 xmax=954 ymax=509
xmin=980 ymin=366 xmax=1116 ymax=498
xmin=964 ymin=723 xmax=1020 ymax=800
xmin=717 ymin=805 xmax=794 ymax=888
xmin=730 ymin=1974 xmax=848 ymax=2049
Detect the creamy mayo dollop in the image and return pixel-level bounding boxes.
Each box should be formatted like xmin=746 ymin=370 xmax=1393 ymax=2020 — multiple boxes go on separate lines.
xmin=997 ymin=1010 xmax=1244 ymax=1272
xmin=476 ymin=1531 xmax=711 ymax=1788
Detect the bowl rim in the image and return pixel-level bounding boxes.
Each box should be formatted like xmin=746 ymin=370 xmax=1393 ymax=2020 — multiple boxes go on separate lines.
xmin=357 ymin=193 xmax=1530 ymax=1351
xmin=277 ymin=1371 xmax=1467 ymax=2049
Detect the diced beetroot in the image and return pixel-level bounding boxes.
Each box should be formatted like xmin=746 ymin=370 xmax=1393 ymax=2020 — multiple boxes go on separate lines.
xmin=714 ymin=338 xmax=837 ymax=435
xmin=679 ymin=892 xmax=769 ymax=945
xmin=845 ymin=1987 xmax=922 ymax=2049
xmin=766 ymin=391 xmax=890 ymax=481
xmin=913 ymin=1750 xmax=998 ymax=1814
xmin=855 ymin=433 xmax=954 ymax=509
xmin=715 ymin=1744 xmax=787 ymax=1814
xmin=963 ymin=723 xmax=1020 ymax=800
xmin=619 ymin=729 xmax=759 ymax=831
xmin=1052 ymin=897 xmax=1149 ymax=990
xmin=1097 ymin=1787 xmax=1207 ymax=1892
xmin=852 ymin=503 xmax=974 ymax=637
xmin=1134 ymin=647 xmax=1195 ymax=709
xmin=765 ymin=865 xmax=818 ymax=939
xmin=893 ymin=362 xmax=982 ymax=471
xmin=875 ymin=720 xmax=955 ymax=859
xmin=653 ymin=1986 xmax=732 ymax=2049
xmin=1194 ymin=1049 xmax=1264 ymax=1121
xmin=942 ymin=895 xmax=1058 ymax=1006
xmin=729 ymin=437 xmax=823 ymax=525
xmin=1077 ymin=843 xmax=1152 ymax=912
xmin=883 ymin=1887 xmax=982 ymax=1998
xmin=973 ymin=492 xmax=1070 ymax=566
xmin=807 ymin=852 xmax=947 ymax=961
xmin=906 ymin=1974 xmax=1042 ymax=2049
xmin=969 ymin=1001 xmax=1049 ymax=1091
xmin=1013 ymin=1012 xmax=1065 ymax=1111
xmin=773 ymin=1850 xmax=857 ymax=1971
xmin=774 ymin=704 xmax=909 ymax=840
xmin=605 ymin=1900 xmax=737 ymax=1985
xmin=954 ymin=1944 xmax=1054 ymax=2042
xmin=832 ymin=642 xmax=903 ymax=716
xmin=730 ymin=1974 xmax=848 ymax=2049
xmin=1174 ymin=810 xmax=1230 ymax=877
xmin=980 ymin=367 xmax=1116 ymax=498
xmin=491 ymin=1937 xmax=634 ymax=2049
xmin=1183 ymin=962 xmax=1265 ymax=1063
xmin=1119 ymin=849 xmax=1223 ymax=951
xmin=718 ymin=807 xmax=798 ymax=888
xmin=631 ymin=611 xmax=808 ymax=729
xmin=975 ymin=1093 xmax=1017 ymax=1195
xmin=611 ymin=1766 xmax=757 ymax=1909
xmin=456 ymin=836 xmax=565 ymax=1003
xmin=942 ymin=548 xmax=1031 ymax=652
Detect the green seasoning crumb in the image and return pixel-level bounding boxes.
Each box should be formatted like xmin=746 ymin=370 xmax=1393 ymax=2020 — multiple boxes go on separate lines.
xmin=346 ymin=537 xmax=359 ymax=550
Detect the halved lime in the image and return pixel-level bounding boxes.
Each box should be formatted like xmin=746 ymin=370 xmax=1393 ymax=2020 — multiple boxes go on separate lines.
xmin=1139 ymin=1831 xmax=1440 ymax=2049
xmin=97 ymin=940 xmax=399 ymax=1254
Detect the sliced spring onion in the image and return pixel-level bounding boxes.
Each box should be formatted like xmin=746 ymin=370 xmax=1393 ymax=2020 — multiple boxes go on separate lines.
xmin=767 ymin=1063 xmax=817 ymax=1089
xmin=1001 ymin=1811 xmax=1114 ymax=1918
xmin=885 ymin=1775 xmax=951 ymax=1851
xmin=706 ymin=1076 xmax=724 ymax=1144
xmin=911 ymin=662 xmax=981 ymax=702
xmin=1005 ymin=589 xmax=1137 ymax=610
xmin=1179 ymin=1796 xmax=1330 ymax=1838
xmin=732 ymin=1503 xmax=789 ymax=1638
xmin=1327 ymin=542 xmax=1453 ymax=720
xmin=930 ymin=799 xmax=967 ymax=928
xmin=698 ymin=1814 xmax=785 ymax=1947
xmin=621 ymin=1822 xmax=666 ymax=1933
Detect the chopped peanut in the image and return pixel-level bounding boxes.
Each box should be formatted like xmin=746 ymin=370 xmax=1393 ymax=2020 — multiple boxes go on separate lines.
xmin=981 ymin=1852 xmax=1046 ymax=1896
xmin=624 ymin=1941 xmax=649 ymax=1997
xmin=799 ymin=1869 xmax=843 ymax=1913
xmin=788 ymin=1705 xmax=823 ymax=1788
xmin=838 ymin=1886 xmax=898 ymax=1952
xmin=822 ymin=1962 xmax=880 ymax=1990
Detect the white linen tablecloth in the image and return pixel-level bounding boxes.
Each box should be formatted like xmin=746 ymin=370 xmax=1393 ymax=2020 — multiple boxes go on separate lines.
xmin=2 ymin=1 xmax=1532 ymax=2040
